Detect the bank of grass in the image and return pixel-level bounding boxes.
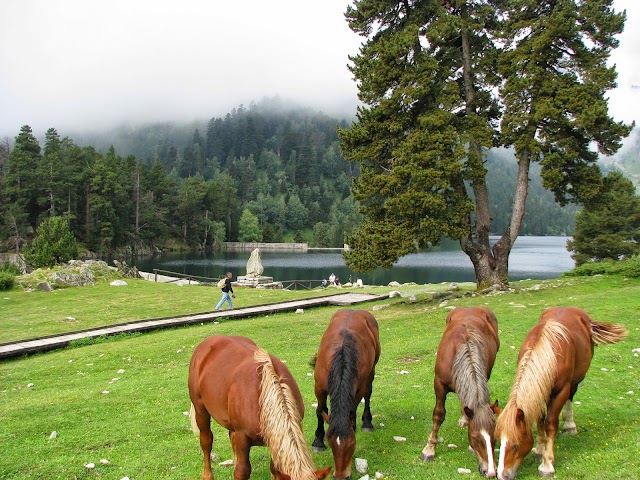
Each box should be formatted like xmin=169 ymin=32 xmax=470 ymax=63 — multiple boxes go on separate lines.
xmin=0 ymin=274 xmax=639 ymax=479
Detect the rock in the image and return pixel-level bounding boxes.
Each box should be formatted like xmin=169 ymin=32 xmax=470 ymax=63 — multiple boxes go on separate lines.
xmin=448 ymin=444 xmax=458 ymax=449
xmin=246 ymin=248 xmax=264 ymax=277
xmin=388 ymin=281 xmax=401 ymax=287
xmin=100 ymin=459 xmax=110 ymax=465
xmin=36 ymin=282 xmax=53 ymax=291
xmin=409 ymin=295 xmax=417 ymax=302
xmin=375 ymin=473 xmax=384 ymax=480
xmin=85 ymin=463 xmax=95 ymax=469
xmin=219 ymin=459 xmax=234 ymax=466
xmin=112 ymin=260 xmax=142 ymax=278
xmin=449 ymin=282 xmax=459 ymax=291
xmin=458 ymin=468 xmax=472 ymax=474
xmin=355 ymin=458 xmax=368 ymax=473
xmin=296 ymin=308 xmax=304 ymax=314
xmin=110 ymin=280 xmax=128 ymax=286
xmin=393 ymin=436 xmax=406 ymax=442
xmin=49 ymin=431 xmax=57 ymax=439
xmin=372 ymin=304 xmax=389 ymax=311
xmin=358 ymin=475 xmax=369 ymax=480
xmin=388 ymin=291 xmax=401 ymax=298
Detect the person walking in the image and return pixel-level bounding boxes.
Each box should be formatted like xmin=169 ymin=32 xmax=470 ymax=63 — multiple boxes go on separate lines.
xmin=215 ymin=271 xmax=235 ymax=310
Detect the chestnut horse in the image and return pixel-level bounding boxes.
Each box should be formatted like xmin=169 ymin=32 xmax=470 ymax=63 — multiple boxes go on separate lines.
xmin=311 ymin=309 xmax=381 ymax=480
xmin=188 ymin=335 xmax=332 ymax=480
xmin=496 ymin=307 xmax=628 ymax=480
xmin=421 ymin=306 xmax=500 ymax=478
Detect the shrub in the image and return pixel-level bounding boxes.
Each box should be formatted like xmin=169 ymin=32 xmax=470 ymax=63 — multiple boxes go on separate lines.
xmin=23 ymin=216 xmax=78 ymax=269
xmin=0 ymin=271 xmax=15 ymax=290
xmin=0 ymin=261 xmax=21 ymax=275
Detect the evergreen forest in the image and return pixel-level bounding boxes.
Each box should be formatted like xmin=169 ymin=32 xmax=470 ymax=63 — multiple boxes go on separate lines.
xmin=0 ymin=100 xmax=584 ymax=255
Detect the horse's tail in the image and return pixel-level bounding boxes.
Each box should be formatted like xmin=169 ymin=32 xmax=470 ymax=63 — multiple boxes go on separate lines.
xmin=189 ymin=402 xmax=200 ymax=435
xmin=591 ymin=321 xmax=628 ymax=345
xmin=254 ymin=348 xmax=316 ymax=480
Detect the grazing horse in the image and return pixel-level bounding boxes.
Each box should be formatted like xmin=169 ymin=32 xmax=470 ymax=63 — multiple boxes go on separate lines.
xmin=496 ymin=307 xmax=628 ymax=480
xmin=311 ymin=309 xmax=381 ymax=480
xmin=421 ymin=306 xmax=500 ymax=478
xmin=188 ymin=335 xmax=332 ymax=480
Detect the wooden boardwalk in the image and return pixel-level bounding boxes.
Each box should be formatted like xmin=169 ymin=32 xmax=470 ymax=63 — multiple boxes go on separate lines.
xmin=0 ymin=292 xmax=387 ymax=360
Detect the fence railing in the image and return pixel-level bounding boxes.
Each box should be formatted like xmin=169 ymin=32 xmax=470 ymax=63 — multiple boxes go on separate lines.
xmin=152 ymin=269 xmax=221 ymax=285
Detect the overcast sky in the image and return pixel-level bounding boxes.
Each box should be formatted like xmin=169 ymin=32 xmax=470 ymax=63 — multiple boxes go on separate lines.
xmin=1 ymin=0 xmax=638 ymax=138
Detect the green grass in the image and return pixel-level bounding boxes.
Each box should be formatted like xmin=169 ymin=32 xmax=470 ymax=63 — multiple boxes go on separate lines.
xmin=0 ymin=275 xmax=638 ymax=479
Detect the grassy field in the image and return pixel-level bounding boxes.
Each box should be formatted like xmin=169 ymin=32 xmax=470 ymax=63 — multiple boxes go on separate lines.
xmin=1 ymin=275 xmax=638 ymax=479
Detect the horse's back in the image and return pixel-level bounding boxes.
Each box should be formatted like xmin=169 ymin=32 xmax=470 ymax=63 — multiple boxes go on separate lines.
xmin=522 ymin=307 xmax=594 ymax=386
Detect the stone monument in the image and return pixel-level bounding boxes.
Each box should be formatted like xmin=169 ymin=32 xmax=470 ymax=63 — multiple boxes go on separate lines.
xmin=236 ymin=248 xmax=278 ymax=287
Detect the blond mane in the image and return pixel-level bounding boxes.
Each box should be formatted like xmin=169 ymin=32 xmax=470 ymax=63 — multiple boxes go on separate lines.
xmin=496 ymin=322 xmax=569 ymax=439
xmin=254 ymin=349 xmax=317 ymax=480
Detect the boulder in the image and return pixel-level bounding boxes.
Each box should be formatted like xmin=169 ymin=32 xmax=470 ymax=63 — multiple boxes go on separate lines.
xmin=246 ymin=248 xmax=264 ymax=277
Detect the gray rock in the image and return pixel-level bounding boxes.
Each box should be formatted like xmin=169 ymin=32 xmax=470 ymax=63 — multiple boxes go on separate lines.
xmin=388 ymin=281 xmax=401 ymax=287
xmin=110 ymin=280 xmax=128 ymax=286
xmin=355 ymin=458 xmax=368 ymax=473
xmin=36 ymin=282 xmax=53 ymax=292
xmin=388 ymin=291 xmax=401 ymax=298
xmin=246 ymin=248 xmax=264 ymax=277
xmin=372 ymin=304 xmax=390 ymax=311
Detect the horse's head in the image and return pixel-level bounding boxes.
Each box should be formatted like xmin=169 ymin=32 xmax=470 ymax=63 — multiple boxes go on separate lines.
xmin=274 ymin=466 xmax=333 ymax=480
xmin=323 ymin=411 xmax=355 ymax=480
xmin=464 ymin=406 xmax=497 ymax=478
xmin=496 ymin=408 xmax=533 ymax=480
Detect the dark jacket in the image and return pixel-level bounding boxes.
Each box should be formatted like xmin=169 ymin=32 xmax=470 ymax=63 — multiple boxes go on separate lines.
xmin=222 ymin=277 xmax=234 ymax=293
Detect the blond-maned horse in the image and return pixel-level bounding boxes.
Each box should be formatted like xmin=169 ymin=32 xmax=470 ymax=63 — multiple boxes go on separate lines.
xmin=421 ymin=306 xmax=500 ymax=478
xmin=188 ymin=335 xmax=332 ymax=480
xmin=496 ymin=307 xmax=628 ymax=480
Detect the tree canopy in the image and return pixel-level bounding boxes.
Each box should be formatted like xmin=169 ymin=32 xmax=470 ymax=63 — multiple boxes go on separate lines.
xmin=339 ymin=0 xmax=632 ymax=288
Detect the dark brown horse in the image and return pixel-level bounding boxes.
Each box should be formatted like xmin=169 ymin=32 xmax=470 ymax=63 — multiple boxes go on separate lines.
xmin=496 ymin=307 xmax=628 ymax=480
xmin=188 ymin=335 xmax=332 ymax=480
xmin=421 ymin=306 xmax=500 ymax=478
xmin=311 ymin=309 xmax=381 ymax=480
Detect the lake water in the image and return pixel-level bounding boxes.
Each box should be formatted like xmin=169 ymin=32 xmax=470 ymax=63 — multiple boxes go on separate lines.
xmin=128 ymin=236 xmax=574 ymax=286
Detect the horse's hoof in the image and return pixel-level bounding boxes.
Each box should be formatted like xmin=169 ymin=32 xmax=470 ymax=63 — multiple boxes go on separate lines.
xmin=468 ymin=446 xmax=475 ymax=455
xmin=539 ymin=470 xmax=555 ymax=478
xmin=312 ymin=445 xmax=326 ymax=453
xmin=421 ymin=452 xmax=435 ymax=462
xmin=362 ymin=426 xmax=374 ymax=433
xmin=562 ymin=426 xmax=577 ymax=435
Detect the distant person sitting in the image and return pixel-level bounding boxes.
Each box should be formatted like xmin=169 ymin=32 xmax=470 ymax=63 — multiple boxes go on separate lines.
xmin=328 ymin=273 xmax=336 ymax=285
xmin=334 ymin=276 xmax=340 ymax=286
xmin=322 ymin=279 xmax=328 ymax=287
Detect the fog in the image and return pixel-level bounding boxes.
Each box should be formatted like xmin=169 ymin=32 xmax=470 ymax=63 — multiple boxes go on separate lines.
xmin=1 ymin=0 xmax=638 ymax=138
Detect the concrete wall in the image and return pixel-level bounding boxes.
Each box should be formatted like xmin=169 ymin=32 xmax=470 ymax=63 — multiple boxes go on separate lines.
xmin=223 ymin=242 xmax=308 ymax=252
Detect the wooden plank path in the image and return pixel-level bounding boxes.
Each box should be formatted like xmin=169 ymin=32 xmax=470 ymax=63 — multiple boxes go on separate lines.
xmin=0 ymin=292 xmax=388 ymax=360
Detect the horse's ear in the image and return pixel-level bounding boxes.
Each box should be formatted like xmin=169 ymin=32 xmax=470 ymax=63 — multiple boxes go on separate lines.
xmin=491 ymin=399 xmax=502 ymax=415
xmin=516 ymin=408 xmax=526 ymax=425
xmin=316 ymin=466 xmax=332 ymax=479
xmin=464 ymin=406 xmax=474 ymax=420
xmin=322 ymin=411 xmax=330 ymax=424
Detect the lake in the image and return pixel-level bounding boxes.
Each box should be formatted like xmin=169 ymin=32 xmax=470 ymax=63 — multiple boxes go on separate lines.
xmin=127 ymin=236 xmax=574 ymax=286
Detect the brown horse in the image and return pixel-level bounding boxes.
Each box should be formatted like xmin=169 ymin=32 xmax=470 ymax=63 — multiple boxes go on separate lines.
xmin=188 ymin=335 xmax=332 ymax=480
xmin=496 ymin=306 xmax=628 ymax=480
xmin=311 ymin=309 xmax=381 ymax=480
xmin=421 ymin=306 xmax=500 ymax=478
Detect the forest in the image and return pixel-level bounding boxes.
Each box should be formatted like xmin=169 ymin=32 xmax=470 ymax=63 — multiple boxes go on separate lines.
xmin=0 ymin=100 xmax=582 ymax=255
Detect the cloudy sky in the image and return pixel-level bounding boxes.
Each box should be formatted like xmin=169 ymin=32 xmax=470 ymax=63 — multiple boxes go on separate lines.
xmin=1 ymin=0 xmax=638 ymax=138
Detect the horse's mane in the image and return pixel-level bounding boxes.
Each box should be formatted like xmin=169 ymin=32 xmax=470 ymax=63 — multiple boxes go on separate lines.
xmin=327 ymin=331 xmax=358 ymax=439
xmin=254 ymin=349 xmax=317 ymax=480
xmin=453 ymin=328 xmax=494 ymax=433
xmin=496 ymin=321 xmax=569 ymax=440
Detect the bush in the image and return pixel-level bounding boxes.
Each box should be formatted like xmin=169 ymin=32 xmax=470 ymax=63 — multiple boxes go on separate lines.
xmin=0 ymin=261 xmax=21 ymax=275
xmin=0 ymin=271 xmax=15 ymax=290
xmin=23 ymin=216 xmax=78 ymax=269
xmin=563 ymin=256 xmax=640 ymax=278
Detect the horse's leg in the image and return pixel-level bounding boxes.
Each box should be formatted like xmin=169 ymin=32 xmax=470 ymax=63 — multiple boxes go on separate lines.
xmin=533 ymin=414 xmax=547 ymax=459
xmin=421 ymin=380 xmax=447 ymax=462
xmin=538 ymin=389 xmax=569 ymax=478
xmin=229 ymin=431 xmax=252 ymax=480
xmin=312 ymin=390 xmax=328 ymax=452
xmin=562 ymin=394 xmax=578 ymax=434
xmin=195 ymin=406 xmax=214 ymax=480
xmin=361 ymin=370 xmax=375 ymax=432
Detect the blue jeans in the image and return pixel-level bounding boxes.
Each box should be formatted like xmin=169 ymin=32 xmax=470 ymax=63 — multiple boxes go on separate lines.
xmin=215 ymin=291 xmax=233 ymax=310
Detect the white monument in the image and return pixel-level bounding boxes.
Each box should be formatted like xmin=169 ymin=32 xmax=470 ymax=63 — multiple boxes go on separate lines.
xmin=236 ymin=248 xmax=278 ymax=287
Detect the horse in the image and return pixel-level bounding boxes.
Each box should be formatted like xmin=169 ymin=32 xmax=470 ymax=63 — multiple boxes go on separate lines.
xmin=311 ymin=309 xmax=381 ymax=480
xmin=188 ymin=335 xmax=332 ymax=480
xmin=496 ymin=306 xmax=628 ymax=480
xmin=421 ymin=306 xmax=500 ymax=478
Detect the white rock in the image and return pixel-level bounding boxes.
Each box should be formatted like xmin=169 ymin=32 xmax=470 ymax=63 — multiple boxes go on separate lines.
xmin=85 ymin=463 xmax=95 ymax=469
xmin=66 ymin=316 xmax=76 ymax=321
xmin=393 ymin=436 xmax=406 ymax=442
xmin=296 ymin=308 xmax=304 ymax=314
xmin=458 ymin=468 xmax=472 ymax=474
xmin=49 ymin=431 xmax=57 ymax=439
xmin=379 ymin=423 xmax=385 ymax=427
xmin=100 ymin=459 xmax=110 ymax=465
xmin=102 ymin=390 xmax=110 ymax=394
xmin=355 ymin=458 xmax=368 ymax=473
xmin=110 ymin=280 xmax=128 ymax=286
xmin=399 ymin=370 xmax=410 ymax=375
xmin=121 ymin=477 xmax=130 ymax=480
xmin=375 ymin=473 xmax=384 ymax=480
xmin=388 ymin=291 xmax=401 ymax=298
xmin=358 ymin=476 xmax=369 ymax=480
xmin=409 ymin=295 xmax=417 ymax=302
xmin=372 ymin=304 xmax=390 ymax=311
xmin=627 ymin=391 xmax=634 ymax=395
xmin=219 ymin=459 xmax=234 ymax=466
xmin=388 ymin=281 xmax=401 ymax=287
xmin=27 ymin=383 xmax=34 ymax=388
xmin=448 ymin=444 xmax=458 ymax=449
xmin=601 ymin=368 xmax=608 ymax=371
xmin=118 ymin=369 xmax=125 ymax=374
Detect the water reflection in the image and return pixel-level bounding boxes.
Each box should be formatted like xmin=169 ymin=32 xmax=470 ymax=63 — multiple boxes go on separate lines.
xmin=128 ymin=236 xmax=573 ymax=286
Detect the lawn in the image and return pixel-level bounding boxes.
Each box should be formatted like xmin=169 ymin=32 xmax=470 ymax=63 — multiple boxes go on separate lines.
xmin=0 ymin=274 xmax=638 ymax=479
